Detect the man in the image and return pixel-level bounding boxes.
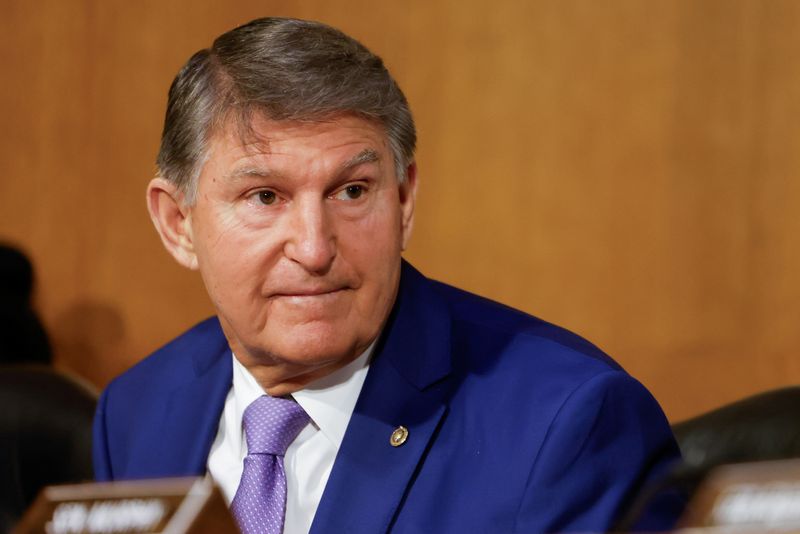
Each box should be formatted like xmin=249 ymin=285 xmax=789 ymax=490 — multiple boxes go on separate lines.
xmin=94 ymin=17 xmax=683 ymax=533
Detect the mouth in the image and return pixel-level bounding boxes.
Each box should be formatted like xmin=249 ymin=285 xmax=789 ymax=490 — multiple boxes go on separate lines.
xmin=270 ymin=287 xmax=349 ymax=300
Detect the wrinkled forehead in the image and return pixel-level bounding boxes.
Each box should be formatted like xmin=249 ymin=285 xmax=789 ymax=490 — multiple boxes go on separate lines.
xmin=199 ymin=111 xmax=394 ymax=181
xmin=210 ymin=108 xmax=390 ymax=156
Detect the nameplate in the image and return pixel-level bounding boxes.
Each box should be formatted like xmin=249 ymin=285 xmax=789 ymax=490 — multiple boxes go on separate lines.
xmin=680 ymin=458 xmax=800 ymax=531
xmin=14 ymin=477 xmax=238 ymax=534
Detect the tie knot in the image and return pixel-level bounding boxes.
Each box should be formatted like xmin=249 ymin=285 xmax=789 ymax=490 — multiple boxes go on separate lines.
xmin=242 ymin=395 xmax=309 ymax=456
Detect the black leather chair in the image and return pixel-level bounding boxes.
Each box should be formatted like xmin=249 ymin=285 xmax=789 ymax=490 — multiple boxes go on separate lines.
xmin=0 ymin=365 xmax=97 ymax=533
xmin=672 ymin=386 xmax=800 ymax=469
xmin=615 ymin=386 xmax=800 ymax=531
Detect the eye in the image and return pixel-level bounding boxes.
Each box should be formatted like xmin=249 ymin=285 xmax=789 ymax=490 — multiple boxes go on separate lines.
xmin=345 ymin=185 xmax=363 ymax=199
xmin=334 ymin=184 xmax=365 ymax=201
xmin=257 ymin=190 xmax=277 ymax=205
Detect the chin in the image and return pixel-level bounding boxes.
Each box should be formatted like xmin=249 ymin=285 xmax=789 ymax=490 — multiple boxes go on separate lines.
xmin=259 ymin=323 xmax=364 ymax=366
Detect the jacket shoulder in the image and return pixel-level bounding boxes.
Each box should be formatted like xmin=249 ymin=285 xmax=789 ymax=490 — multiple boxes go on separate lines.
xmin=106 ymin=316 xmax=228 ymax=395
xmin=428 ymin=278 xmax=621 ymax=375
xmin=94 ymin=317 xmax=231 ymax=481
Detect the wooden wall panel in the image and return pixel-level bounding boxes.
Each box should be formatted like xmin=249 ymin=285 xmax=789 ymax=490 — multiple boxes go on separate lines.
xmin=1 ymin=0 xmax=798 ymax=421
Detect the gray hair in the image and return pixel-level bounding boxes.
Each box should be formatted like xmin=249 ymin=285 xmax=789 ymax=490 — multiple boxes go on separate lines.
xmin=156 ymin=17 xmax=416 ymax=204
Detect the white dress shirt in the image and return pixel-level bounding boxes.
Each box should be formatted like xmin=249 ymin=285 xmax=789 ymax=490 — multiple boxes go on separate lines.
xmin=207 ymin=344 xmax=373 ymax=534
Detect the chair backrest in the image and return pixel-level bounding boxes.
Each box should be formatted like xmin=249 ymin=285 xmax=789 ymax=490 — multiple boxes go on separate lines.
xmin=673 ymin=386 xmax=800 ymax=470
xmin=614 ymin=386 xmax=800 ymax=531
xmin=0 ymin=365 xmax=97 ymax=532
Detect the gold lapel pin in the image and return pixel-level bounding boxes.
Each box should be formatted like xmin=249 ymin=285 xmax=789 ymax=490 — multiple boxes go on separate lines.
xmin=390 ymin=426 xmax=409 ymax=447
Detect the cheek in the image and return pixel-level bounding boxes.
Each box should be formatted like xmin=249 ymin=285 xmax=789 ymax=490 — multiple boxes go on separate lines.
xmin=348 ymin=199 xmax=404 ymax=252
xmin=342 ymin=209 xmax=404 ymax=303
xmin=195 ymin=223 xmax=278 ymax=298
xmin=340 ymin=222 xmax=402 ymax=286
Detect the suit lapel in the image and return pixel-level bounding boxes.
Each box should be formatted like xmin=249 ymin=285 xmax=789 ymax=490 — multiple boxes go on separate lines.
xmin=310 ymin=262 xmax=452 ymax=533
xmin=151 ymin=320 xmax=233 ymax=477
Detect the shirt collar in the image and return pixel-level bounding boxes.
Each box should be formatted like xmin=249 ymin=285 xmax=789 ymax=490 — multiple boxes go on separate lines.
xmin=231 ymin=341 xmax=374 ymax=449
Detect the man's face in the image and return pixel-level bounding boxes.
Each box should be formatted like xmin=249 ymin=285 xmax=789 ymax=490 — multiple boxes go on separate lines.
xmin=182 ymin=114 xmax=415 ymax=384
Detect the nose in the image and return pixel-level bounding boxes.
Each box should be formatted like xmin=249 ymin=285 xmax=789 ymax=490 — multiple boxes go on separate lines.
xmin=283 ymin=197 xmax=336 ymax=274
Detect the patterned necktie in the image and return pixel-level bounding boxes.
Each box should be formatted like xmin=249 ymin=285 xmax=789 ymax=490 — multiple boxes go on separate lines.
xmin=231 ymin=395 xmax=310 ymax=534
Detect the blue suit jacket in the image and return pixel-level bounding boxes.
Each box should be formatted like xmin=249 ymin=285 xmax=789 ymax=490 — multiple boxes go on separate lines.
xmin=94 ymin=262 xmax=683 ymax=532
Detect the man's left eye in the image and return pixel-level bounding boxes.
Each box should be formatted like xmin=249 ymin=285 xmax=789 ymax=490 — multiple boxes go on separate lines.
xmin=335 ymin=185 xmax=365 ymax=200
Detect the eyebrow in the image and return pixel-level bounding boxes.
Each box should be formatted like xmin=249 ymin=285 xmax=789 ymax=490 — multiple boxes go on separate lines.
xmin=224 ymin=166 xmax=272 ymax=182
xmin=224 ymin=148 xmax=380 ymax=182
xmin=341 ymin=148 xmax=380 ymax=171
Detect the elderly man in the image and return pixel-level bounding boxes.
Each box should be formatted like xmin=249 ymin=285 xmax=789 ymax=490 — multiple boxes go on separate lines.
xmin=93 ymin=17 xmax=683 ymax=534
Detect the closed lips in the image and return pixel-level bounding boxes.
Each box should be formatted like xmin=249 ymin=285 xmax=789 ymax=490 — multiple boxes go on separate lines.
xmin=271 ymin=287 xmax=348 ymax=298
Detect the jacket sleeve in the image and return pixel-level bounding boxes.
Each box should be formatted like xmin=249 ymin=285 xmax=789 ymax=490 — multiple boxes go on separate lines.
xmin=92 ymin=386 xmax=113 ymax=481
xmin=514 ymin=370 xmax=686 ymax=532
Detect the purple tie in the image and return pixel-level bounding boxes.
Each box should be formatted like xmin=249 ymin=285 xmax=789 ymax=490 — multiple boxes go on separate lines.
xmin=231 ymin=395 xmax=309 ymax=534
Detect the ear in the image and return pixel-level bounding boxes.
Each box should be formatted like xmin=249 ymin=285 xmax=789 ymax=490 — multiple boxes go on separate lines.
xmin=399 ymin=162 xmax=418 ymax=251
xmin=146 ymin=177 xmax=199 ymax=270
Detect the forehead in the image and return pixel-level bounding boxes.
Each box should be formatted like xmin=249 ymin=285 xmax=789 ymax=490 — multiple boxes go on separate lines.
xmin=208 ymin=113 xmax=391 ymax=167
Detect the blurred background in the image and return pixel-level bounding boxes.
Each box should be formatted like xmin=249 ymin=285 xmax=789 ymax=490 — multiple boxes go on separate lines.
xmin=1 ymin=0 xmax=798 ymax=422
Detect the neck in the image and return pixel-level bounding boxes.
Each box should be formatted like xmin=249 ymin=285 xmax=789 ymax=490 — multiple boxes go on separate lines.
xmin=245 ymin=358 xmax=357 ymax=396
xmin=231 ymin=339 xmax=376 ymax=396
